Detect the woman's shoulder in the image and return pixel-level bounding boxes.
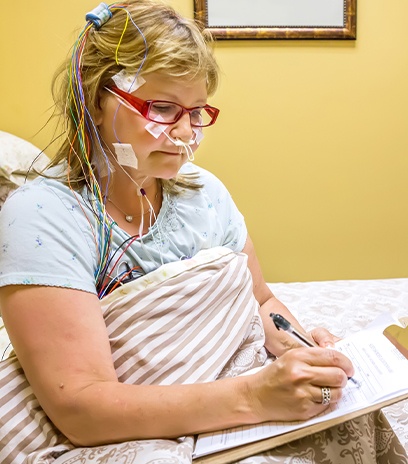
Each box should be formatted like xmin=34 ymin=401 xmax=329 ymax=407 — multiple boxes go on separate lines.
xmin=0 ymin=175 xmax=98 ymax=293
xmin=179 ymin=162 xmax=226 ymax=190
xmin=5 ymin=172 xmax=76 ymax=202
xmin=5 ymin=172 xmax=88 ymax=209
xmin=1 ymin=175 xmax=92 ymax=232
xmin=177 ymin=163 xmax=238 ymax=214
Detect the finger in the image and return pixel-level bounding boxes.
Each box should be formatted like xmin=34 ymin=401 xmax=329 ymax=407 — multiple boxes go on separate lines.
xmin=311 ymin=386 xmax=343 ymax=405
xmin=310 ymin=365 xmax=350 ymax=388
xmin=292 ymin=362 xmax=350 ymax=389
xmin=309 ymin=327 xmax=340 ymax=348
xmin=287 ymin=347 xmax=355 ymax=381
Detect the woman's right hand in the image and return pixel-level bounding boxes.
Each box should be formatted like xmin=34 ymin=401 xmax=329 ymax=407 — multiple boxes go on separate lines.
xmin=243 ymin=346 xmax=354 ymax=423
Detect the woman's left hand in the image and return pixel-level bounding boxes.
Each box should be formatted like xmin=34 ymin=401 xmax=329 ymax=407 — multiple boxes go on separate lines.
xmin=308 ymin=327 xmax=341 ymax=348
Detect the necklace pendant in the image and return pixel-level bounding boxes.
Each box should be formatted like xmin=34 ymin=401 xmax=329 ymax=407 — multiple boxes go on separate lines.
xmin=125 ymin=215 xmax=133 ymax=223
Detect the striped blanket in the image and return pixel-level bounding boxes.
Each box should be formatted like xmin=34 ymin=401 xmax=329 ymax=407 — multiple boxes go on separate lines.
xmin=0 ymin=247 xmax=267 ymax=463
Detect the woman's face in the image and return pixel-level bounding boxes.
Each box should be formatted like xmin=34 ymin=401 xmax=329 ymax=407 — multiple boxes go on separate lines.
xmin=97 ymin=72 xmax=208 ymax=181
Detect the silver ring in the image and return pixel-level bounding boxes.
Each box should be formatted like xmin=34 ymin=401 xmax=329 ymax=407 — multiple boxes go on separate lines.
xmin=321 ymin=387 xmax=331 ymax=405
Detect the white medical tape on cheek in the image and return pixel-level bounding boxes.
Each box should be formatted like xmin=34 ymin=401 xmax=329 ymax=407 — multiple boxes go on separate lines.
xmin=112 ymin=143 xmax=138 ymax=169
xmin=111 ymin=69 xmax=146 ymax=92
xmin=145 ymin=115 xmax=168 ymax=138
xmin=193 ymin=128 xmax=204 ymax=145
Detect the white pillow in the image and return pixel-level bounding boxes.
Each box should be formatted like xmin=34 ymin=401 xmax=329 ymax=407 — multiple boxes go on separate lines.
xmin=0 ymin=131 xmax=49 ymax=208
xmin=0 ymin=131 xmax=48 ymax=187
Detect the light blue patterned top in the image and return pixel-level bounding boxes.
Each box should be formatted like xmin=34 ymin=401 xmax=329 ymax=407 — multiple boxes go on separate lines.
xmin=0 ymin=163 xmax=247 ymax=295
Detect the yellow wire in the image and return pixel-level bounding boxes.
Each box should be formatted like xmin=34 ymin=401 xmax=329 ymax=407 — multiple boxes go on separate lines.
xmin=115 ymin=11 xmax=129 ymax=65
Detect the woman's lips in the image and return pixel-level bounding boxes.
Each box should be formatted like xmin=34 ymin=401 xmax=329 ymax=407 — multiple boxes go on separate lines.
xmin=158 ymin=150 xmax=181 ymax=155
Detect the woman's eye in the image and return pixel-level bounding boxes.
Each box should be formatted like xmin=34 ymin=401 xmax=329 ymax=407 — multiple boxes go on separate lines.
xmin=190 ymin=109 xmax=202 ymax=120
xmin=152 ymin=104 xmax=175 ymax=114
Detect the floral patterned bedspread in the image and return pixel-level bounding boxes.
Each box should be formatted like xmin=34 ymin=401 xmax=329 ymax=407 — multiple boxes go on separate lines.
xmin=268 ymin=277 xmax=408 ymax=450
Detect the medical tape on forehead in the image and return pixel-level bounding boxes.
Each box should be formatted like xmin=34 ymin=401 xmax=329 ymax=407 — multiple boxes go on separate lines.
xmin=112 ymin=143 xmax=138 ymax=169
xmin=112 ymin=69 xmax=146 ymax=93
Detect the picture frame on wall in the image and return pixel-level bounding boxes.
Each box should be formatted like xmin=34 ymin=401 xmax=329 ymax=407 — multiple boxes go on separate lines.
xmin=193 ymin=0 xmax=356 ymax=40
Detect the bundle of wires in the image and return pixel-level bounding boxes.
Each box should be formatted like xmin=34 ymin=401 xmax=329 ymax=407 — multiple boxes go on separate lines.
xmin=65 ymin=2 xmax=148 ymax=297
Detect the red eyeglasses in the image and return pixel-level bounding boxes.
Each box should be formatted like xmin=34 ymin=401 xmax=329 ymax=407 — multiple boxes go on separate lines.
xmin=106 ymin=85 xmax=220 ymax=127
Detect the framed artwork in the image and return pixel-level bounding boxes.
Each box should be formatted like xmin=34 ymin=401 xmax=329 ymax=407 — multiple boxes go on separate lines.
xmin=193 ymin=0 xmax=356 ymax=40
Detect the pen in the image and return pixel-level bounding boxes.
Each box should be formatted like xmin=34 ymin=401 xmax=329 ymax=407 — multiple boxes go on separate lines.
xmin=270 ymin=312 xmax=360 ymax=387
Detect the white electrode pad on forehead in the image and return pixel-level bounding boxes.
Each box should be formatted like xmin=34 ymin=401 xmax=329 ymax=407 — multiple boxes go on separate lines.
xmin=112 ymin=69 xmax=146 ymax=92
xmin=112 ymin=143 xmax=138 ymax=169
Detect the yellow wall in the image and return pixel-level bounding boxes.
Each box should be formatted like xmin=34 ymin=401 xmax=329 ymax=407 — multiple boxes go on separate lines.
xmin=1 ymin=0 xmax=408 ymax=282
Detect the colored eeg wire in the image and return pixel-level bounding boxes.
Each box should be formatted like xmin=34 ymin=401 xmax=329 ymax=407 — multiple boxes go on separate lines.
xmin=65 ymin=3 xmax=149 ymax=294
xmin=99 ymin=264 xmax=142 ymax=298
xmin=97 ymin=234 xmax=141 ymax=298
xmin=67 ymin=20 xmax=112 ymax=288
xmin=115 ymin=9 xmax=130 ymax=65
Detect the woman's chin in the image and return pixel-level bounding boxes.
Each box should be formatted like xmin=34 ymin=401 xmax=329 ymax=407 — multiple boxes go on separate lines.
xmin=157 ymin=157 xmax=187 ymax=179
xmin=158 ymin=169 xmax=182 ymax=180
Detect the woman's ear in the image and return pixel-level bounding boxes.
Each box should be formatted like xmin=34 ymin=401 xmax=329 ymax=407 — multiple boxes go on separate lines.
xmin=94 ymin=104 xmax=104 ymax=126
xmin=93 ymin=90 xmax=107 ymax=125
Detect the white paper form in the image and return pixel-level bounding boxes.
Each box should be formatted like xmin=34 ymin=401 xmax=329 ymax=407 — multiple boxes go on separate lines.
xmin=193 ymin=315 xmax=408 ymax=458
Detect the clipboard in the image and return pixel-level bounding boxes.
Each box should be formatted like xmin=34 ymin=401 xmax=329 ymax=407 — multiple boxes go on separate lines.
xmin=193 ymin=392 xmax=408 ymax=463
xmin=193 ymin=317 xmax=408 ymax=463
xmin=383 ymin=318 xmax=408 ymax=360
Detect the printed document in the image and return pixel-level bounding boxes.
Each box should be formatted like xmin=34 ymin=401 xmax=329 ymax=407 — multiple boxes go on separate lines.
xmin=193 ymin=314 xmax=408 ymax=458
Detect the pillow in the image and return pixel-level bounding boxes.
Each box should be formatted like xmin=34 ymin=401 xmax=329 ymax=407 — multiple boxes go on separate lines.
xmin=0 ymin=247 xmax=264 ymax=463
xmin=0 ymin=131 xmax=48 ymax=207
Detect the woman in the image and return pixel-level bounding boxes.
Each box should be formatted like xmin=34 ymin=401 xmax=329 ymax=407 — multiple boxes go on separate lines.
xmin=0 ymin=1 xmax=405 ymax=463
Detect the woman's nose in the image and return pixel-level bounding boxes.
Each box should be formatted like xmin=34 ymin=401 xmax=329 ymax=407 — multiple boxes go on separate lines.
xmin=169 ymin=112 xmax=193 ymax=142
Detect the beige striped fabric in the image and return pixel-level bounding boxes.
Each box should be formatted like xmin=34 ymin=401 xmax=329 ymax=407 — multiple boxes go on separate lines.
xmin=102 ymin=246 xmax=266 ymax=386
xmin=0 ymin=357 xmax=73 ymax=463
xmin=0 ymin=247 xmax=266 ymax=463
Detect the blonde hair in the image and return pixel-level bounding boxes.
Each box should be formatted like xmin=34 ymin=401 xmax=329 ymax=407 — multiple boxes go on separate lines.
xmin=49 ymin=0 xmax=219 ymax=192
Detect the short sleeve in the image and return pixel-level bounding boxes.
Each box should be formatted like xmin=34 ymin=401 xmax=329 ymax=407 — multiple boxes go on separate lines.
xmin=205 ymin=178 xmax=247 ymax=251
xmin=0 ymin=179 xmax=98 ymax=294
xmin=182 ymin=163 xmax=247 ymax=252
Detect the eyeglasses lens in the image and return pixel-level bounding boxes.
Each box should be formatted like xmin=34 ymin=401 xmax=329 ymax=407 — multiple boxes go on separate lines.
xmin=148 ymin=102 xmax=215 ymax=127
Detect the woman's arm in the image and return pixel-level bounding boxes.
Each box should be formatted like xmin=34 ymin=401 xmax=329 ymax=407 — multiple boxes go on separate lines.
xmin=0 ymin=284 xmax=351 ymax=446
xmin=242 ymin=235 xmax=337 ymax=355
xmin=0 ymin=285 xmax=251 ymax=445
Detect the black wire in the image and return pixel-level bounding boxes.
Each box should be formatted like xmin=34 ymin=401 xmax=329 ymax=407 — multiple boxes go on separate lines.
xmin=1 ymin=343 xmax=11 ymax=362
xmin=96 ymin=234 xmax=141 ymax=296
